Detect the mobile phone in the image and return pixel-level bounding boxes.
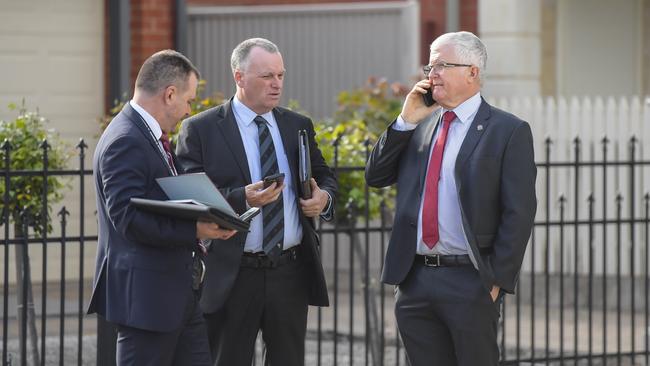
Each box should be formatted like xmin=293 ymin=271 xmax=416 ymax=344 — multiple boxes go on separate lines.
xmin=239 ymin=207 xmax=261 ymax=222
xmin=422 ymin=87 xmax=436 ymax=107
xmin=263 ymin=172 xmax=285 ymax=188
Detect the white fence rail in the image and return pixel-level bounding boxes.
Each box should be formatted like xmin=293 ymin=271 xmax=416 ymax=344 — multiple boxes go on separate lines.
xmin=488 ymin=96 xmax=650 ymax=276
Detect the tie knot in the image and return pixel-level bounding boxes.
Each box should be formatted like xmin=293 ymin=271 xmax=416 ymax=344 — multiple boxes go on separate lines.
xmin=254 ymin=115 xmax=268 ymax=128
xmin=443 ymin=111 xmax=456 ymax=125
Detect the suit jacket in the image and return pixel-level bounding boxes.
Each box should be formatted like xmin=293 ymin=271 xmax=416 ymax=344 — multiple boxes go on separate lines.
xmin=87 ymin=103 xmax=198 ymax=332
xmin=365 ymin=98 xmax=536 ymax=293
xmin=176 ymin=98 xmax=337 ymax=313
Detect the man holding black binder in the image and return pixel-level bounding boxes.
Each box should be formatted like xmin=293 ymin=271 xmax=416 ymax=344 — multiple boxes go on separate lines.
xmin=88 ymin=50 xmax=236 ymax=365
xmin=176 ymin=38 xmax=337 ymax=366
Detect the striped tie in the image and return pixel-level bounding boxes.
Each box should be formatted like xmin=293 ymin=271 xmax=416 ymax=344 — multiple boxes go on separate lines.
xmin=254 ymin=115 xmax=284 ymax=259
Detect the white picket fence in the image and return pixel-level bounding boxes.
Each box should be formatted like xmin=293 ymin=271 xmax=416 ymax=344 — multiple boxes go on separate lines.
xmin=488 ymin=96 xmax=650 ymax=276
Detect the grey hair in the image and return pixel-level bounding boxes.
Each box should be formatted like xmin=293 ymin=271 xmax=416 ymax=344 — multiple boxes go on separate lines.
xmin=231 ymin=38 xmax=280 ymax=72
xmin=135 ymin=49 xmax=200 ymax=95
xmin=431 ymin=31 xmax=487 ymax=77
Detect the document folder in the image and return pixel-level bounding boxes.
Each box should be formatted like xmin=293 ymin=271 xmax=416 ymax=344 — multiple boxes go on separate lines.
xmin=298 ymin=130 xmax=312 ymax=199
xmin=130 ymin=173 xmax=253 ymax=232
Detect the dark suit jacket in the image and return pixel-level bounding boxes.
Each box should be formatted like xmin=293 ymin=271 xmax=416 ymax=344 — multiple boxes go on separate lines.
xmin=365 ymin=98 xmax=536 ymax=293
xmin=176 ymin=98 xmax=337 ymax=313
xmin=88 ymin=103 xmax=198 ymax=332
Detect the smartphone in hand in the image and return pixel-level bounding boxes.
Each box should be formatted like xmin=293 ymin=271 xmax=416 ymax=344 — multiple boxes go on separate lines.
xmin=263 ymin=172 xmax=285 ymax=189
xmin=422 ymin=87 xmax=436 ymax=107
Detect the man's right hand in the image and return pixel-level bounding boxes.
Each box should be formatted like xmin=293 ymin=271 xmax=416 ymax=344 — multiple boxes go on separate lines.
xmin=196 ymin=221 xmax=237 ymax=240
xmin=245 ymin=180 xmax=284 ymax=207
xmin=400 ymin=79 xmax=438 ymax=124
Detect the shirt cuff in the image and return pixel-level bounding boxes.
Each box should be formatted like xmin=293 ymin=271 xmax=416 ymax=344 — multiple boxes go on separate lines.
xmin=319 ymin=191 xmax=334 ymax=221
xmin=392 ymin=115 xmax=418 ymax=131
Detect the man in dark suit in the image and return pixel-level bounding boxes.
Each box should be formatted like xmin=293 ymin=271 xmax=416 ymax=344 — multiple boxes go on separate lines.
xmin=88 ymin=50 xmax=236 ymax=366
xmin=176 ymin=38 xmax=337 ymax=366
xmin=365 ymin=31 xmax=537 ymax=366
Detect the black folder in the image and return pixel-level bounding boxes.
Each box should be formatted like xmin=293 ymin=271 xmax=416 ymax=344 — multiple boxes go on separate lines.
xmin=298 ymin=130 xmax=312 ymax=199
xmin=130 ymin=173 xmax=254 ymax=232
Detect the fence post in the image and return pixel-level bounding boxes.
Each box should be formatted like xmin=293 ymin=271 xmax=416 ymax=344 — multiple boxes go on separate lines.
xmin=2 ymin=138 xmax=11 ymax=365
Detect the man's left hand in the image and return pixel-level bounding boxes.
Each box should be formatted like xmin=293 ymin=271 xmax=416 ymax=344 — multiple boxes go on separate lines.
xmin=299 ymin=178 xmax=329 ymax=217
xmin=490 ymin=285 xmax=501 ymax=302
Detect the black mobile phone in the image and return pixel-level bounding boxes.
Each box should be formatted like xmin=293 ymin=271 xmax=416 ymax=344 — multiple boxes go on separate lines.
xmin=263 ymin=172 xmax=285 ymax=188
xmin=422 ymin=87 xmax=436 ymax=107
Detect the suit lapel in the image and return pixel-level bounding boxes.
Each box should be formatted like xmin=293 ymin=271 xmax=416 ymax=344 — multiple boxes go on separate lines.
xmin=122 ymin=103 xmax=173 ymax=176
xmin=416 ymin=110 xmax=442 ymax=194
xmin=454 ymin=98 xmax=491 ymax=181
xmin=217 ymin=99 xmax=252 ymax=183
xmin=273 ymin=108 xmax=299 ymax=189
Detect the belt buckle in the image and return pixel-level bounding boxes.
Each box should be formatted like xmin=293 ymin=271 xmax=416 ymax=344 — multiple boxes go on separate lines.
xmin=424 ymin=255 xmax=441 ymax=267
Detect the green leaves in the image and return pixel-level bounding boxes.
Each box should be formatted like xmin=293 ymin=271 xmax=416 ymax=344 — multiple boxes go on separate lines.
xmin=315 ymin=78 xmax=408 ymax=224
xmin=0 ymin=102 xmax=71 ymax=235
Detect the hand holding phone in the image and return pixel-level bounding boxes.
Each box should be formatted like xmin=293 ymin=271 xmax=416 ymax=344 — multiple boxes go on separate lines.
xmin=422 ymin=86 xmax=436 ymax=107
xmin=263 ymin=172 xmax=285 ymax=189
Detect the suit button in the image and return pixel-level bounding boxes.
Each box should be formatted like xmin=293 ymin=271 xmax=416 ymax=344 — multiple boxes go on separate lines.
xmin=410 ymin=221 xmax=416 ymax=227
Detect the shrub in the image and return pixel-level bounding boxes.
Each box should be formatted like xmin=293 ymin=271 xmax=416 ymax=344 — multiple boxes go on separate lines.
xmin=0 ymin=102 xmax=72 ymax=234
xmin=315 ymin=77 xmax=407 ymax=223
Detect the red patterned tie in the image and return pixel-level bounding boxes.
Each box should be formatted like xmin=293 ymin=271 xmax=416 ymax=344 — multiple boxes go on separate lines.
xmin=159 ymin=132 xmax=177 ymax=175
xmin=422 ymin=111 xmax=456 ymax=249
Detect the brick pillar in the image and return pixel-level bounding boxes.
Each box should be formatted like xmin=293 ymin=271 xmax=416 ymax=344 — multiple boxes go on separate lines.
xmin=420 ymin=0 xmax=447 ymax=65
xmin=460 ymin=0 xmax=478 ymax=35
xmin=130 ymin=0 xmax=176 ymax=89
xmin=420 ymin=0 xmax=479 ymax=65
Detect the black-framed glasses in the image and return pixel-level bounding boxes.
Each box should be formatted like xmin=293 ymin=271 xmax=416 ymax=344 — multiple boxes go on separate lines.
xmin=423 ymin=62 xmax=473 ymax=76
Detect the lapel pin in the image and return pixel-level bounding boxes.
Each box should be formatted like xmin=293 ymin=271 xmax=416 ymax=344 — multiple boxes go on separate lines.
xmin=477 ymin=125 xmax=483 ymax=131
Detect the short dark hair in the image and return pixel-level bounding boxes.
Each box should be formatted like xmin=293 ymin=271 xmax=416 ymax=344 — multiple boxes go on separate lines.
xmin=135 ymin=49 xmax=200 ymax=95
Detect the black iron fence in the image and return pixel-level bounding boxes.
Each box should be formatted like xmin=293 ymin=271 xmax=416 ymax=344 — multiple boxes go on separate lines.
xmin=1 ymin=135 xmax=649 ymax=365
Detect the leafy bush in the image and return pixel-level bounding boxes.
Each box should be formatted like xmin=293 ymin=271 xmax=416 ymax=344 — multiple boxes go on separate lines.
xmin=0 ymin=102 xmax=72 ymax=234
xmin=315 ymin=77 xmax=408 ymax=223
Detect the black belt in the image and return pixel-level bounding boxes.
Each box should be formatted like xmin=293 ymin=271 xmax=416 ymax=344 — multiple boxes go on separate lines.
xmin=241 ymin=246 xmax=299 ymax=268
xmin=414 ymin=254 xmax=473 ymax=267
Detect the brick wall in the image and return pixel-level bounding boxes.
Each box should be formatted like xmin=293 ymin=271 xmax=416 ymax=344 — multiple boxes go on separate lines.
xmin=420 ymin=0 xmax=478 ymax=64
xmin=103 ymin=0 xmax=176 ymax=108
xmin=130 ymin=0 xmax=176 ymax=88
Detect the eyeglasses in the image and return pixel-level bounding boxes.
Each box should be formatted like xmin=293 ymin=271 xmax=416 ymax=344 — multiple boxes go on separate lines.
xmin=423 ymin=62 xmax=473 ymax=76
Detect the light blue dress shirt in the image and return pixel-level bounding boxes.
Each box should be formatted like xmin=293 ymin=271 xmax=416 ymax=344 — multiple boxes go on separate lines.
xmin=394 ymin=92 xmax=482 ymax=256
xmin=232 ymin=97 xmax=303 ymax=252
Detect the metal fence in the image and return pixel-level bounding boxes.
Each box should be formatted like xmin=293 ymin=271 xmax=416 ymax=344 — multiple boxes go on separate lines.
xmin=1 ymin=134 xmax=649 ymax=365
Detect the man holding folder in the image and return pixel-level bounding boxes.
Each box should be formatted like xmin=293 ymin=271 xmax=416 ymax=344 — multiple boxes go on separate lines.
xmin=88 ymin=50 xmax=236 ymax=366
xmin=176 ymin=37 xmax=337 ymax=366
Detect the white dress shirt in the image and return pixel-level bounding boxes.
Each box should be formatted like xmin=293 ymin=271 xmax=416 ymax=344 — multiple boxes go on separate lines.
xmin=129 ymin=100 xmax=178 ymax=175
xmin=130 ymin=100 xmax=163 ymax=147
xmin=232 ymin=97 xmax=303 ymax=252
xmin=394 ymin=92 xmax=482 ymax=256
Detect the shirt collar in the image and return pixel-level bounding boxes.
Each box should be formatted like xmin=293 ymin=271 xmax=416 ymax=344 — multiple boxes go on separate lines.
xmin=233 ymin=96 xmax=276 ymax=128
xmin=443 ymin=92 xmax=482 ymax=125
xmin=129 ymin=100 xmax=163 ymax=140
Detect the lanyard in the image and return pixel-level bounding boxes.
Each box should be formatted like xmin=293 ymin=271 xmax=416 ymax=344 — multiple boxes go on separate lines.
xmin=132 ymin=112 xmax=177 ymax=176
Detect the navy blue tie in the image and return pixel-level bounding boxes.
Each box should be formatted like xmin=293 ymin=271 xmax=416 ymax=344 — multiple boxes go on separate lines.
xmin=254 ymin=116 xmax=284 ymax=259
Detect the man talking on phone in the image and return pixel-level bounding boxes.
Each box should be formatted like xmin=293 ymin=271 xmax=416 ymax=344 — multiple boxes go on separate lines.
xmin=176 ymin=37 xmax=337 ymax=366
xmin=366 ymin=31 xmax=536 ymax=366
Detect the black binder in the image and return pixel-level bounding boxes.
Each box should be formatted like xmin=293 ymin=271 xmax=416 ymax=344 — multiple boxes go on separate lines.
xmin=130 ymin=173 xmax=257 ymax=232
xmin=298 ymin=130 xmax=312 ymax=199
